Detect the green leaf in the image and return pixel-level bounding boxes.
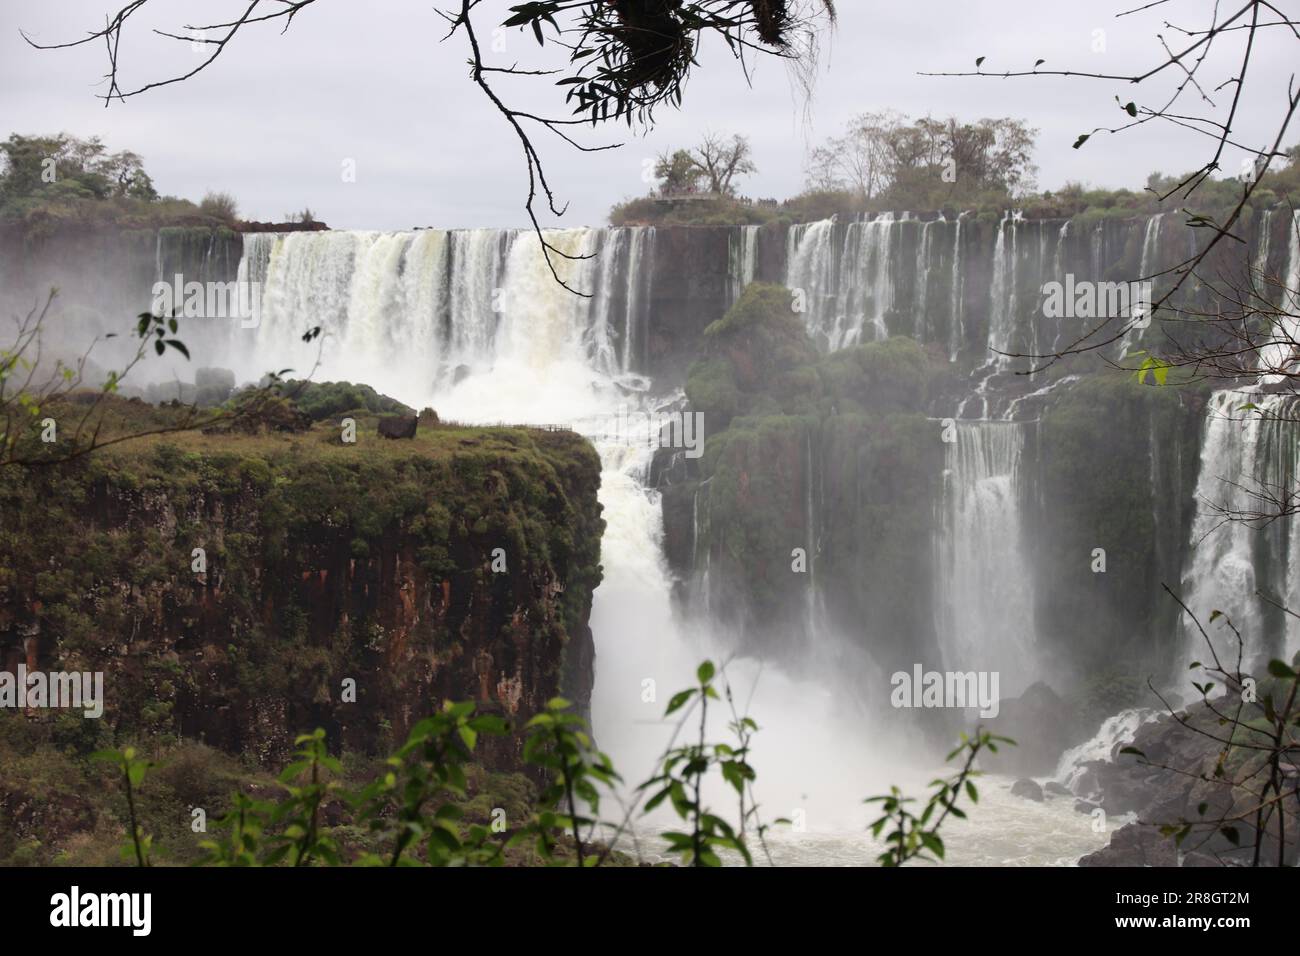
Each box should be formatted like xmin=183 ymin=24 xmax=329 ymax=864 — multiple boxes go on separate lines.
xmin=697 ymin=660 xmax=715 ymax=684
xmin=665 ymin=688 xmax=695 ymax=716
xmin=1073 ymin=133 xmax=1090 ymax=149
xmin=1267 ymin=659 xmax=1297 ymax=679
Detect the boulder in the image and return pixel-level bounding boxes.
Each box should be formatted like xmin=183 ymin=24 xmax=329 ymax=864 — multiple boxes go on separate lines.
xmin=1079 ymin=822 xmax=1177 ymax=867
xmin=978 ymin=681 xmax=1076 ymax=776
xmin=1044 ymin=781 xmax=1071 ymax=797
xmin=1081 ymin=698 xmax=1299 ymax=866
xmin=378 ymin=415 xmax=418 ymax=439
xmin=1010 ymin=778 xmax=1044 ymax=802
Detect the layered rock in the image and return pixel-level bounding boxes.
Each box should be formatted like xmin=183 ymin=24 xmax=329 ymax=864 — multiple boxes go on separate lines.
xmin=0 ymin=414 xmax=604 ymax=771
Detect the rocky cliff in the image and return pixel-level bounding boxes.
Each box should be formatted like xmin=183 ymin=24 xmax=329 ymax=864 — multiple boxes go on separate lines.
xmin=0 ymin=407 xmax=604 ymax=771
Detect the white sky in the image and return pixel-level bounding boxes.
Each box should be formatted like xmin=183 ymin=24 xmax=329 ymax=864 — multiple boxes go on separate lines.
xmin=1 ymin=0 xmax=1295 ymax=229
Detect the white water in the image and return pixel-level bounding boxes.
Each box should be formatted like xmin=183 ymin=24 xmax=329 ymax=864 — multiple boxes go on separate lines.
xmin=1259 ymin=209 xmax=1300 ymax=382
xmin=728 ymin=224 xmax=760 ymax=305
xmin=936 ymin=421 xmax=1037 ymax=694
xmin=1177 ymin=389 xmax=1300 ymax=675
xmin=784 ymin=215 xmax=897 ymax=350
xmin=1054 ymin=708 xmax=1161 ymax=796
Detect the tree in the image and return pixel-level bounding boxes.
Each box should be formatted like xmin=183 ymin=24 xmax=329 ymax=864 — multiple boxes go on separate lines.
xmin=655 ymin=149 xmax=704 ymax=195
xmin=199 ymin=190 xmax=239 ymax=221
xmin=687 ymin=132 xmax=758 ymax=196
xmin=805 ymin=109 xmax=904 ymax=199
xmin=25 ymin=1 xmax=837 ymax=293
xmin=0 ymin=133 xmax=159 ymax=218
xmin=803 ymin=113 xmax=1038 ymax=204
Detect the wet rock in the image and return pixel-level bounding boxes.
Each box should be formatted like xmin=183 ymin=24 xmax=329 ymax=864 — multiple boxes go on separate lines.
xmin=1083 ymin=698 xmax=1299 ymax=866
xmin=980 ymin=682 xmax=1077 ymax=776
xmin=1079 ymin=822 xmax=1177 ymax=867
xmin=1011 ymin=778 xmax=1044 ymax=802
xmin=1044 ymin=781 xmax=1071 ymax=797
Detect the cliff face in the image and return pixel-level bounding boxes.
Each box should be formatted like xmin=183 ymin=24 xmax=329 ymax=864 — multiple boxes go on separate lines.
xmin=0 ymin=417 xmax=603 ymax=770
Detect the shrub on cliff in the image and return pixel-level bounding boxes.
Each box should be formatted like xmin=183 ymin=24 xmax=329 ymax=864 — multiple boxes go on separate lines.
xmin=282 ymin=380 xmax=415 ymax=422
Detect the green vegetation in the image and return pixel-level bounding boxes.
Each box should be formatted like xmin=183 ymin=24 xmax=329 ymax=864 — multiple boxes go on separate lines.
xmin=1036 ymin=372 xmax=1209 ymax=673
xmin=284 ymin=380 xmax=416 ymax=421
xmin=0 ymin=393 xmax=603 ymax=757
xmin=674 ymin=283 xmax=947 ymax=660
xmin=31 ymin=657 xmax=1007 ymax=868
xmin=0 ymin=133 xmax=237 ymax=234
xmin=611 ymin=126 xmax=1300 ymax=227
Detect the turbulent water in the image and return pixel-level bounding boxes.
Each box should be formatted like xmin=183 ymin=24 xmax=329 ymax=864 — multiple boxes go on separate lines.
xmin=936 ymin=421 xmax=1037 ymax=695
xmin=171 ymin=207 xmax=1300 ymax=865
xmin=1175 ymin=211 xmax=1300 ymax=675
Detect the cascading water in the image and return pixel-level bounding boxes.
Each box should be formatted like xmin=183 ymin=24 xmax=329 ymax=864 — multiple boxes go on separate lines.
xmin=936 ymin=421 xmax=1037 ymax=694
xmin=948 ymin=214 xmax=965 ymax=362
xmin=1177 ymin=389 xmax=1300 ymax=674
xmin=728 ymin=224 xmax=760 ymax=305
xmin=783 ymin=214 xmax=900 ymax=350
xmin=1054 ymin=708 xmax=1161 ymax=796
xmin=1116 ymin=212 xmax=1165 ymax=359
xmin=1175 ymin=211 xmax=1300 ymax=675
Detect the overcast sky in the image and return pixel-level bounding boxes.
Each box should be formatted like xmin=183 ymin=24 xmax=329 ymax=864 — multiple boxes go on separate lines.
xmin=2 ymin=0 xmax=1295 ymax=229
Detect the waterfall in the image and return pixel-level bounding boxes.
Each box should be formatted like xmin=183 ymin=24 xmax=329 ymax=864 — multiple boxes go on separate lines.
xmin=1177 ymin=389 xmax=1300 ymax=674
xmin=1118 ymin=213 xmax=1164 ymax=358
xmin=784 ymin=214 xmax=899 ymax=351
xmin=728 ymin=224 xmax=760 ymax=305
xmin=861 ymin=213 xmax=897 ymax=343
xmin=1048 ymin=220 xmax=1070 ymax=356
xmin=986 ymin=212 xmax=1018 ymax=371
xmin=1254 ymin=207 xmax=1274 ymax=279
xmin=914 ymin=216 xmax=938 ymax=342
xmin=948 ymin=215 xmax=965 ymax=362
xmin=1259 ymin=209 xmax=1300 ymax=381
xmin=936 ymin=421 xmax=1037 ymax=693
xmin=960 ymin=213 xmax=1017 ymax=419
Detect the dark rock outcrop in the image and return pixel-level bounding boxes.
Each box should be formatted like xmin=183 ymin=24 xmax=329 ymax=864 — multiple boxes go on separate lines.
xmin=979 ymin=682 xmax=1076 ymax=777
xmin=1011 ymin=778 xmax=1044 ymax=802
xmin=0 ymin=420 xmax=604 ymax=773
xmin=1079 ymin=821 xmax=1177 ymax=867
xmin=378 ymin=414 xmax=419 ymax=439
xmin=1077 ymin=699 xmax=1299 ymax=866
